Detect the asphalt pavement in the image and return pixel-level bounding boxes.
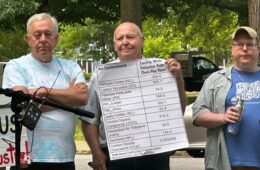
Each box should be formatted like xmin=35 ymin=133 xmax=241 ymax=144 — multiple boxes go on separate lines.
xmin=75 ymin=141 xmax=205 ymax=170
xmin=4 ymin=141 xmax=205 ymax=170
xmin=75 ymin=154 xmax=204 ymax=170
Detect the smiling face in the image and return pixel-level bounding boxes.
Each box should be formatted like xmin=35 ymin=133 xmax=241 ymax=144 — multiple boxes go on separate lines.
xmin=113 ymin=22 xmax=144 ymax=61
xmin=231 ymin=31 xmax=260 ymax=72
xmin=27 ymin=18 xmax=58 ymax=63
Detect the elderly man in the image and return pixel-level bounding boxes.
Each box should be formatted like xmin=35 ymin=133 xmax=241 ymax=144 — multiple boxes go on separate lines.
xmin=3 ymin=13 xmax=88 ymax=170
xmin=81 ymin=22 xmax=186 ymax=170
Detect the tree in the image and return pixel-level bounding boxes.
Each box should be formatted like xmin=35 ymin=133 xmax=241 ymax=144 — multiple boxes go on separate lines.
xmin=0 ymin=28 xmax=29 ymax=61
xmin=142 ymin=7 xmax=238 ymax=65
xmin=185 ymin=6 xmax=238 ymax=64
xmin=0 ymin=0 xmax=248 ymax=29
xmin=143 ymin=16 xmax=184 ymax=58
xmin=0 ymin=0 xmax=39 ymax=29
xmin=248 ymin=0 xmax=260 ymax=33
xmin=56 ymin=19 xmax=116 ymax=63
xmin=0 ymin=0 xmax=247 ymax=63
xmin=120 ymin=0 xmax=142 ymax=29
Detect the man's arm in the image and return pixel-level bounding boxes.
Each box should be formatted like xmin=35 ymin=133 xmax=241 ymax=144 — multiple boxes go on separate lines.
xmin=11 ymin=82 xmax=87 ymax=112
xmin=81 ymin=121 xmax=107 ymax=170
xmin=175 ymin=73 xmax=187 ymax=113
xmin=165 ymin=58 xmax=187 ymax=113
xmin=12 ymin=86 xmax=29 ymax=93
xmin=28 ymin=81 xmax=88 ymax=107
xmin=194 ymin=106 xmax=240 ymax=129
xmin=4 ymin=60 xmax=88 ymax=107
xmin=194 ymin=111 xmax=226 ymax=128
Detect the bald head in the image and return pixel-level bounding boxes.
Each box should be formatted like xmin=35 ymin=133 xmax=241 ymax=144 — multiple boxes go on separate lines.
xmin=113 ymin=22 xmax=143 ymax=41
xmin=113 ymin=22 xmax=144 ymax=61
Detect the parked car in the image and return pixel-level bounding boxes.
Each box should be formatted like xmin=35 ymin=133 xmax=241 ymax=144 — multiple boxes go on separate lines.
xmin=183 ymin=103 xmax=206 ymax=157
xmin=185 ymin=56 xmax=219 ymax=91
xmin=171 ymin=51 xmax=220 ymax=91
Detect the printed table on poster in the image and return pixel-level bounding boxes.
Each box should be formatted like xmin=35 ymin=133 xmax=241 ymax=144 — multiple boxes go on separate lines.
xmin=97 ymin=58 xmax=189 ymax=160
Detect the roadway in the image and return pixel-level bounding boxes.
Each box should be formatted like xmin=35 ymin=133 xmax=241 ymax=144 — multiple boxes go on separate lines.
xmin=4 ymin=154 xmax=204 ymax=170
xmin=75 ymin=154 xmax=204 ymax=170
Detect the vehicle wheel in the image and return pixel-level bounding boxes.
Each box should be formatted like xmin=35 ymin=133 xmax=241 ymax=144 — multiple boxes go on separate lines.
xmin=187 ymin=150 xmax=205 ymax=158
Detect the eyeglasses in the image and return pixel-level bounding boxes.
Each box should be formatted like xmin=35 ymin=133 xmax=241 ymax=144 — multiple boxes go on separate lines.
xmin=232 ymin=43 xmax=258 ymax=50
xmin=29 ymin=31 xmax=54 ymax=40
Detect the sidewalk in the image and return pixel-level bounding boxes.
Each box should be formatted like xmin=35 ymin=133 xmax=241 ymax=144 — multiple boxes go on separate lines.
xmin=76 ymin=141 xmax=91 ymax=154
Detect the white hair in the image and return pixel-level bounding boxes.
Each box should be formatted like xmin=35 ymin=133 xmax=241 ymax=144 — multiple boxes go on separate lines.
xmin=27 ymin=13 xmax=58 ymax=35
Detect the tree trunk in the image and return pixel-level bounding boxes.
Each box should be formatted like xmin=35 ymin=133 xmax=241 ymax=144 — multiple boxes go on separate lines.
xmin=248 ymin=0 xmax=260 ymax=34
xmin=120 ymin=0 xmax=142 ymax=29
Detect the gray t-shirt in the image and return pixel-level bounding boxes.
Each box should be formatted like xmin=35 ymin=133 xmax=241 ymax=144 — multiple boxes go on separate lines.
xmin=81 ymin=59 xmax=121 ymax=147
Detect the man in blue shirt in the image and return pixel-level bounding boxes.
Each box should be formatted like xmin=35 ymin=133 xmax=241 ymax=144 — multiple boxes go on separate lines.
xmin=193 ymin=26 xmax=260 ymax=170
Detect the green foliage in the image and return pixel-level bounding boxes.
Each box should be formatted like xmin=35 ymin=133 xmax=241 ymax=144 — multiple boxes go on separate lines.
xmin=0 ymin=28 xmax=29 ymax=61
xmin=55 ymin=20 xmax=94 ymax=59
xmin=84 ymin=72 xmax=92 ymax=81
xmin=184 ymin=6 xmax=238 ymax=64
xmin=187 ymin=92 xmax=198 ymax=105
xmin=0 ymin=0 xmax=39 ymax=28
xmin=143 ymin=15 xmax=185 ymax=58
xmin=145 ymin=0 xmax=247 ymax=25
xmin=74 ymin=119 xmax=84 ymax=141
xmin=56 ymin=18 xmax=116 ymax=63
xmin=142 ymin=7 xmax=238 ymax=65
xmin=48 ymin=0 xmax=120 ymax=24
xmin=0 ymin=0 xmax=246 ymax=64
xmin=0 ymin=0 xmax=247 ymax=29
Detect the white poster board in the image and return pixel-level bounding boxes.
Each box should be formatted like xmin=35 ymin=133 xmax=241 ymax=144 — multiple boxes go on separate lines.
xmin=0 ymin=95 xmax=30 ymax=167
xmin=96 ymin=58 xmax=189 ymax=160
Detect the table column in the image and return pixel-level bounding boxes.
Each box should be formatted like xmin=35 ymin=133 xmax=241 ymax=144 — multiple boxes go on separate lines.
xmin=137 ymin=59 xmax=187 ymax=149
xmin=97 ymin=62 xmax=152 ymax=157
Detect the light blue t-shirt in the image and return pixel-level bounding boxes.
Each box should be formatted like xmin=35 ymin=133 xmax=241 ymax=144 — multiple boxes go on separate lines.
xmin=3 ymin=53 xmax=86 ymax=162
xmin=225 ymin=68 xmax=260 ymax=168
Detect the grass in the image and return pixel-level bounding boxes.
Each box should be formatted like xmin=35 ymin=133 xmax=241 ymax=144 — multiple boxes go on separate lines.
xmin=74 ymin=92 xmax=199 ymax=141
xmin=186 ymin=91 xmax=198 ymax=104
xmin=74 ymin=119 xmax=84 ymax=141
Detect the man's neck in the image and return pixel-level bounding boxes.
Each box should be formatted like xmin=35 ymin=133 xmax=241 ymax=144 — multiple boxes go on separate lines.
xmin=31 ymin=53 xmax=52 ymax=63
